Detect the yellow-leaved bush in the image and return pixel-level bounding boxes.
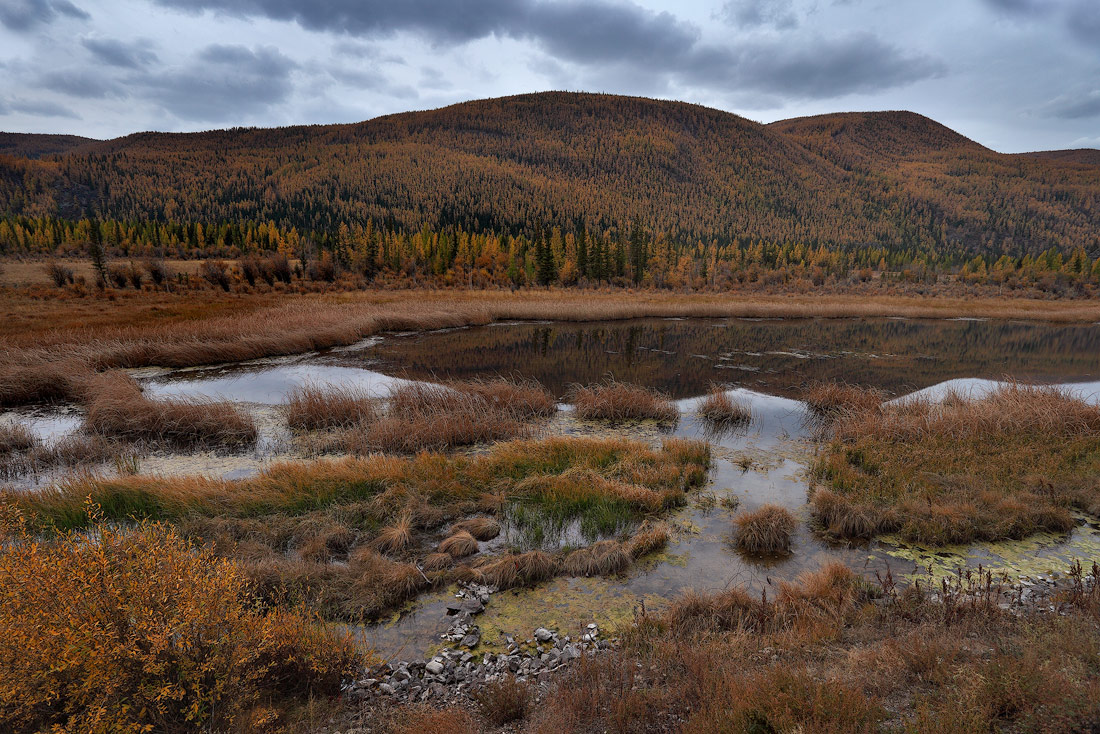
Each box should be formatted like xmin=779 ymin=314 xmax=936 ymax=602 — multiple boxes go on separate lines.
xmin=0 ymin=509 xmax=363 ymax=733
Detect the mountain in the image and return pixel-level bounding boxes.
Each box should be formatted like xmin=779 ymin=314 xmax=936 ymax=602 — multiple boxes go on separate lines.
xmin=1 ymin=92 xmax=1098 ymax=258
xmin=0 ymin=133 xmax=99 ymax=159
xmin=1017 ymin=149 xmax=1100 ymax=167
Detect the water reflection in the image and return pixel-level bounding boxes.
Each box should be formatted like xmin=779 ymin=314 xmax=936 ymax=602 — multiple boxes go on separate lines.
xmin=352 ymin=317 xmax=1100 ymax=399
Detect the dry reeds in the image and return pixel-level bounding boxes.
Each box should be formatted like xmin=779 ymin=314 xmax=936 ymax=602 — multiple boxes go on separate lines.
xmin=468 ymin=550 xmax=560 ymax=589
xmin=803 ymin=381 xmax=886 ymax=420
xmin=350 ymin=381 xmax=534 ymax=453
xmin=696 ymin=387 xmax=752 ymax=426
xmin=627 ymin=522 xmax=670 ymax=558
xmin=448 ymin=377 xmax=557 ymax=419
xmin=0 ymin=423 xmax=37 ymax=455
xmin=563 ymin=540 xmax=632 ymax=577
xmin=83 ymin=372 xmax=256 ymax=449
xmin=451 ymin=516 xmax=501 ymax=541
xmin=439 ymin=530 xmax=479 ymax=558
xmin=284 ymin=382 xmax=376 ymax=431
xmin=813 ymin=384 xmax=1100 ymax=545
xmin=734 ymin=504 xmax=798 ymax=555
xmin=372 ymin=515 xmax=413 ymax=556
xmin=421 ymin=552 xmax=453 ymax=572
xmin=569 ymin=380 xmax=679 ymax=423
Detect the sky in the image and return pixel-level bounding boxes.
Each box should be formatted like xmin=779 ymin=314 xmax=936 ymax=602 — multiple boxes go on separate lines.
xmin=0 ymin=0 xmax=1097 ymax=152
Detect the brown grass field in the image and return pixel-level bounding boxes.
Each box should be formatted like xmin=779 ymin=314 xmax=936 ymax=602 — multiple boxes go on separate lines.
xmin=812 ymin=384 xmax=1100 ymax=545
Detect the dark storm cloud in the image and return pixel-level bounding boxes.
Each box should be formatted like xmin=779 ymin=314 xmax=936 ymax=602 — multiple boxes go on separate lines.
xmin=151 ymin=0 xmax=939 ymax=99
xmin=718 ymin=0 xmax=798 ymax=30
xmin=137 ymin=44 xmax=297 ymax=122
xmin=0 ymin=0 xmax=88 ymax=30
xmin=982 ymin=0 xmax=1100 ymax=47
xmin=81 ymin=37 xmax=159 ymax=68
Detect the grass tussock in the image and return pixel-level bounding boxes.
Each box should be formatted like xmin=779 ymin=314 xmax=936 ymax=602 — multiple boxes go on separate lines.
xmin=803 ymin=381 xmax=887 ymax=420
xmin=447 ymin=377 xmax=557 ymax=419
xmin=563 ymin=539 xmax=632 ymax=577
xmin=372 ymin=515 xmax=413 ymax=556
xmin=0 ymin=515 xmax=361 ymax=734
xmin=474 ymin=676 xmax=532 ymax=726
xmin=0 ymin=423 xmax=37 ymax=454
xmin=83 ymin=372 xmax=257 ymax=449
xmin=284 ymin=382 xmax=377 ymax=431
xmin=451 ymin=516 xmax=501 ymax=541
xmin=349 ymin=381 xmax=536 ymax=453
xmin=626 ymin=522 xmax=671 ymax=558
xmin=466 ymin=550 xmax=560 ymax=590
xmin=439 ymin=530 xmax=479 ymax=558
xmin=569 ymin=379 xmax=679 ymax=423
xmin=421 ymin=552 xmax=454 ymax=572
xmin=734 ymin=504 xmax=798 ymax=555
xmin=813 ymin=384 xmax=1100 ymax=545
xmin=696 ymin=386 xmax=752 ymax=427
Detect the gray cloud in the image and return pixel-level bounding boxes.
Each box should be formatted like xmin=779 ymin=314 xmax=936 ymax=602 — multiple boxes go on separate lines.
xmin=137 ymin=44 xmax=297 ymax=122
xmin=3 ymin=97 xmax=80 ymax=117
xmin=719 ymin=0 xmax=798 ymax=30
xmin=38 ymin=68 xmax=123 ymax=98
xmin=149 ymin=0 xmax=938 ymax=100
xmin=983 ymin=0 xmax=1100 ymax=48
xmin=0 ymin=0 xmax=88 ymax=30
xmin=1043 ymin=90 xmax=1100 ymax=119
xmin=81 ymin=37 xmax=159 ymax=68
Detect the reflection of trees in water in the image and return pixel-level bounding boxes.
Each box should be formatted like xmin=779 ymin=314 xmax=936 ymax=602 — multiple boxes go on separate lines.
xmin=357 ymin=319 xmax=1100 ymax=400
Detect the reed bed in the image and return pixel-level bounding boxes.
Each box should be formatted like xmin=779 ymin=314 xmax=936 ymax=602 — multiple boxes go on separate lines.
xmin=569 ymin=380 xmax=679 ymax=422
xmin=812 ymin=383 xmax=1100 ymax=544
xmin=733 ymin=504 xmax=798 ymax=555
xmin=82 ymin=372 xmax=257 ymax=450
xmin=284 ymin=382 xmax=377 ymax=431
xmin=696 ymin=387 xmax=752 ymax=426
xmin=802 ymin=381 xmax=887 ymax=420
xmin=446 ymin=377 xmax=557 ymax=419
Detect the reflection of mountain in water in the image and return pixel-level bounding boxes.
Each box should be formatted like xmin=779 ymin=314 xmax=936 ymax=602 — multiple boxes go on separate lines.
xmin=350 ymin=318 xmax=1100 ymax=400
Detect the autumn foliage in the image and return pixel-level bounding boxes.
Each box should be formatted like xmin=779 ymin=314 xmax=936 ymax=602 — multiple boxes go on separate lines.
xmin=0 ymin=511 xmax=362 ymax=734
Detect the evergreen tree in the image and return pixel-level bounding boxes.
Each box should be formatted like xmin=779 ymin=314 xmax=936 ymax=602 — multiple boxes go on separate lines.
xmin=575 ymin=222 xmax=588 ymax=281
xmin=629 ymin=220 xmax=646 ymax=284
xmin=535 ymin=232 xmax=557 ymax=286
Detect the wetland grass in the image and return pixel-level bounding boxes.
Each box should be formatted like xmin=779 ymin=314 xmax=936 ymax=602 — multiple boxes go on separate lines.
xmin=284 ymin=382 xmax=377 ymax=431
xmin=8 ymin=436 xmax=708 ymax=619
xmin=83 ymin=372 xmax=257 ymax=450
xmin=696 ymin=387 xmax=752 ymax=427
xmin=812 ymin=384 xmax=1100 ymax=545
xmin=569 ymin=380 xmax=679 ymax=423
xmin=733 ymin=504 xmax=798 ymax=555
xmin=802 ymin=381 xmax=887 ymax=420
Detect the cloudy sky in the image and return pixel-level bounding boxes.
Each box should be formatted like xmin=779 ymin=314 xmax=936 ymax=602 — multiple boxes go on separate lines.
xmin=0 ymin=0 xmax=1097 ymax=152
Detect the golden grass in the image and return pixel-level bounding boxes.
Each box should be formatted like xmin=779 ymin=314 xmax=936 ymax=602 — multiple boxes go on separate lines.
xmin=447 ymin=376 xmax=557 ymax=418
xmin=467 ymin=550 xmax=560 ymax=590
xmin=439 ymin=530 xmax=479 ymax=558
xmin=570 ymin=379 xmax=679 ymax=422
xmin=563 ymin=540 xmax=632 ymax=577
xmin=420 ymin=552 xmax=454 ymax=572
xmin=803 ymin=381 xmax=887 ymax=420
xmin=83 ymin=372 xmax=257 ymax=449
xmin=812 ymin=384 xmax=1100 ymax=544
xmin=734 ymin=504 xmax=798 ymax=555
xmin=626 ymin=522 xmax=671 ymax=558
xmin=372 ymin=515 xmax=413 ymax=556
xmin=451 ymin=516 xmax=501 ymax=541
xmin=696 ymin=386 xmax=752 ymax=426
xmin=284 ymin=382 xmax=377 ymax=431
xmin=0 ymin=423 xmax=37 ymax=455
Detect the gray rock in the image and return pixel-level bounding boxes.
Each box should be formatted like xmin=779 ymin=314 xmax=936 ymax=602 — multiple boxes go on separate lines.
xmin=534 ymin=627 xmax=554 ymax=642
xmin=425 ymin=659 xmax=445 ymax=675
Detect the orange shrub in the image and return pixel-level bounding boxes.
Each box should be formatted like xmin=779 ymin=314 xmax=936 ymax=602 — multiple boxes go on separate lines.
xmin=0 ymin=512 xmax=361 ymax=734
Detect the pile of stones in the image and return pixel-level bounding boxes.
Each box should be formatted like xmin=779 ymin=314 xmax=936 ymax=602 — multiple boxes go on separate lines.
xmin=345 ymin=583 xmax=615 ymax=704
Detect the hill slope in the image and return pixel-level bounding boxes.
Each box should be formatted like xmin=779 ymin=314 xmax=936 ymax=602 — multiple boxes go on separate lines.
xmin=1 ymin=92 xmax=1098 ymax=257
xmin=0 ymin=133 xmax=99 ymax=159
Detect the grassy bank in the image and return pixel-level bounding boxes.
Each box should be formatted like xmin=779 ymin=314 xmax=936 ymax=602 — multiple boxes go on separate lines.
xmin=8 ymin=436 xmax=708 ymax=619
xmin=811 ymin=384 xmax=1100 ymax=544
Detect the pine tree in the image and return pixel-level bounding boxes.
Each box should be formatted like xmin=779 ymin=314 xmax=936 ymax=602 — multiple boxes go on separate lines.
xmin=629 ymin=220 xmax=646 ymax=284
xmin=88 ymin=217 xmax=107 ymax=288
xmin=575 ymin=222 xmax=588 ymax=281
xmin=535 ymin=232 xmax=557 ymax=286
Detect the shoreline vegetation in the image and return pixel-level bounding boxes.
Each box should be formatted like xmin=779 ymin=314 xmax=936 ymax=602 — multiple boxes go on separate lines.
xmin=4 ymin=288 xmax=1100 ymax=412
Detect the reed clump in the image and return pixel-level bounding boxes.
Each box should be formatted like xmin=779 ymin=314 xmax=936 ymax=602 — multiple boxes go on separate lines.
xmin=563 ymin=539 xmax=632 ymax=577
xmin=570 ymin=380 xmax=679 ymax=423
xmin=451 ymin=516 xmax=501 ymax=541
xmin=812 ymin=384 xmax=1100 ymax=545
xmin=447 ymin=377 xmax=557 ymax=419
xmin=627 ymin=522 xmax=671 ymax=558
xmin=733 ymin=504 xmax=798 ymax=555
xmin=696 ymin=387 xmax=752 ymax=427
xmin=803 ymin=381 xmax=887 ymax=420
xmin=83 ymin=372 xmax=257 ymax=450
xmin=439 ymin=530 xmax=479 ymax=558
xmin=284 ymin=382 xmax=377 ymax=431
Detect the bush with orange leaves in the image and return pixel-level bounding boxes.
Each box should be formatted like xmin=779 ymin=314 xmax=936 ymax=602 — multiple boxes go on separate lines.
xmin=0 ymin=509 xmax=362 ymax=734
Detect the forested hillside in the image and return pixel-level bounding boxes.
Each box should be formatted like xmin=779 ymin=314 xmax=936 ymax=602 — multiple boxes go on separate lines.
xmin=1 ymin=92 xmax=1098 ymax=289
